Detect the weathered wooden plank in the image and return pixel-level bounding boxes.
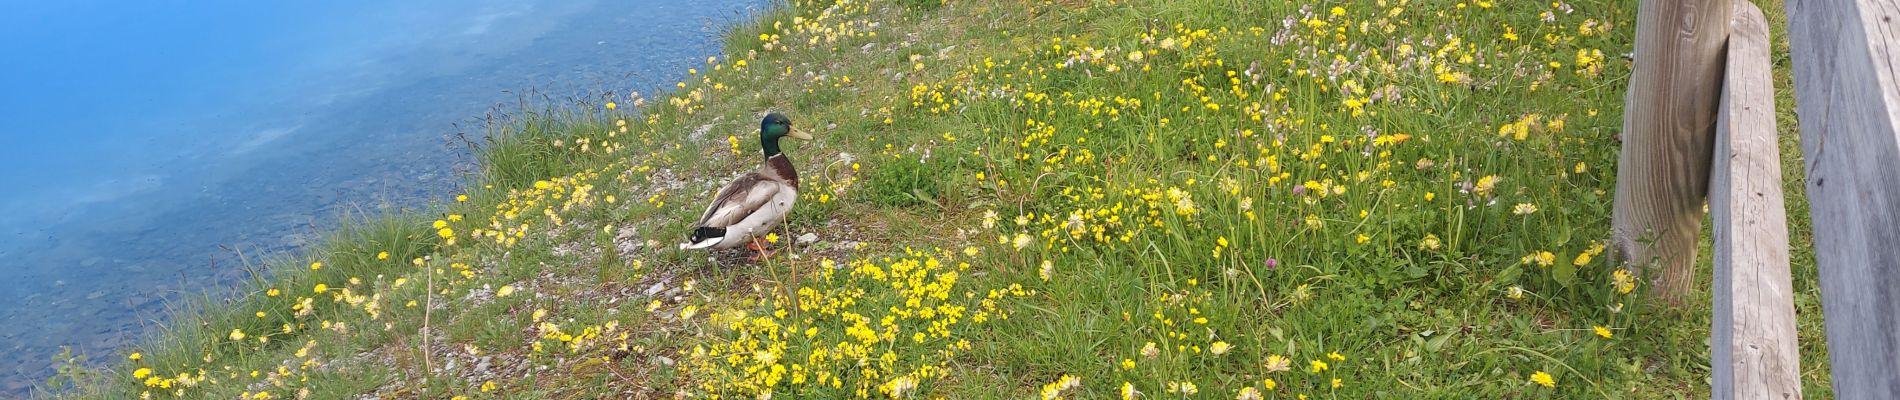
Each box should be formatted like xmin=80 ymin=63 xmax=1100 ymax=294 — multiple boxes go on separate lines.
xmin=1784 ymin=0 xmax=1900 ymax=397
xmin=1612 ymin=0 xmax=1734 ymax=306
xmin=1710 ymin=3 xmax=1802 ymax=399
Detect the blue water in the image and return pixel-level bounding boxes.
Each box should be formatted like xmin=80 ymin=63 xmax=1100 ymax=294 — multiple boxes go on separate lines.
xmin=0 ymin=0 xmax=763 ymax=393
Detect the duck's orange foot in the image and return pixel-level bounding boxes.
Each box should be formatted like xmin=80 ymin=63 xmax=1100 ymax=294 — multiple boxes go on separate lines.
xmin=746 ymin=241 xmax=779 ymax=261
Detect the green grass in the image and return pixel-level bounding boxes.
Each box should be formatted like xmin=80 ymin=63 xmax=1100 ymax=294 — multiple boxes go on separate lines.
xmin=60 ymin=0 xmax=1833 ymax=398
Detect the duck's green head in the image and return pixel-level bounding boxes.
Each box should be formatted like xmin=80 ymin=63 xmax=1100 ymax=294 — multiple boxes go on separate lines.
xmin=759 ymin=112 xmax=809 ymax=157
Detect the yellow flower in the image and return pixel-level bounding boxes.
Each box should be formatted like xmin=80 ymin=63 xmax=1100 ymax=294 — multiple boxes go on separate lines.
xmin=1475 ymin=175 xmax=1501 ymax=196
xmin=1210 ymin=341 xmax=1232 ymax=355
xmin=605 ymin=102 xmax=617 ymax=110
xmin=481 ymin=380 xmax=498 ymax=392
xmin=1512 ymin=203 xmax=1538 ymax=215
xmin=128 ymin=352 xmax=142 ymax=361
xmin=1521 ymin=251 xmax=1556 ymax=267
xmin=1264 ymin=354 xmax=1291 ymax=372
xmin=1330 ymin=6 xmax=1346 ymax=16
xmin=309 ymin=262 xmax=322 ymax=271
xmin=1332 ymin=378 xmax=1342 ymax=388
xmin=1419 ymin=234 xmax=1442 ymax=251
xmin=496 ymin=285 xmax=516 ymax=298
xmin=765 ymin=232 xmax=779 ymax=244
xmin=1530 ymin=370 xmax=1556 ymax=388
xmin=133 ymin=368 xmax=151 ymax=379
xmin=1506 ymin=286 xmax=1525 ymax=300
xmin=1237 ymin=386 xmax=1263 ymax=400
xmin=1310 ymin=359 xmax=1329 ymax=373
xmin=266 ymin=288 xmax=279 ymax=297
xmin=376 ymin=251 xmax=390 ymax=261
xmin=455 ymin=194 xmax=469 ymax=202
xmin=314 ymin=283 xmax=328 ymax=294
xmin=229 ymin=329 xmax=246 ymax=341
xmin=1263 ymin=378 xmax=1277 ymax=390
xmin=1612 ymin=269 xmax=1636 ymax=294
xmin=1121 ymin=382 xmax=1140 ymax=400
xmin=1327 ymin=351 xmax=1345 ymax=362
xmin=437 ymin=227 xmax=455 ymax=239
xmin=1594 ymin=325 xmax=1613 ymax=339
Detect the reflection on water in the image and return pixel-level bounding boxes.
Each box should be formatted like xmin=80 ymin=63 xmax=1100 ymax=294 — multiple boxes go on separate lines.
xmin=0 ymin=0 xmax=763 ymax=393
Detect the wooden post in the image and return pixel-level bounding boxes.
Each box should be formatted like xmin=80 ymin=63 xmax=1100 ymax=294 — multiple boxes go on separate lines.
xmin=1612 ymin=0 xmax=1734 ymax=305
xmin=1710 ymin=3 xmax=1802 ymax=399
xmin=1784 ymin=0 xmax=1900 ymax=397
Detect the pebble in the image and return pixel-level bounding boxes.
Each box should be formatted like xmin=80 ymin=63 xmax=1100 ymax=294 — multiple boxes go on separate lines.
xmin=797 ymin=233 xmax=819 ymax=244
xmin=645 ymin=283 xmax=666 ymax=297
xmin=654 ymin=356 xmax=676 ymax=366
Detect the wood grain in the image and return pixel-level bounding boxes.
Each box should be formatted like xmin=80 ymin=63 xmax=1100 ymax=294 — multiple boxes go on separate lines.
xmin=1612 ymin=0 xmax=1734 ymax=305
xmin=1785 ymin=0 xmax=1900 ymax=396
xmin=1710 ymin=3 xmax=1802 ymax=398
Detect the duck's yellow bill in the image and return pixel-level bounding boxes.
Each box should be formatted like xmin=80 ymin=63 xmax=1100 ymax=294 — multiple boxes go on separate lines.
xmin=788 ymin=128 xmax=813 ymax=140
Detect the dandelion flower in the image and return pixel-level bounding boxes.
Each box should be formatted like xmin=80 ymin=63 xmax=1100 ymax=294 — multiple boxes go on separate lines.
xmin=1210 ymin=341 xmax=1232 ymax=355
xmin=496 ymin=285 xmax=516 ymax=297
xmin=133 ymin=368 xmax=151 ymax=379
xmin=1594 ymin=325 xmax=1613 ymax=339
xmin=229 ymin=329 xmax=246 ymax=341
xmin=128 ymin=352 xmax=142 ymax=361
xmin=1513 ymin=203 xmax=1538 ymax=215
xmin=376 ymin=252 xmax=390 ymax=261
xmin=1612 ymin=269 xmax=1636 ymax=294
xmin=309 ymin=262 xmax=322 ymax=271
xmin=1530 ymin=370 xmax=1556 ymax=388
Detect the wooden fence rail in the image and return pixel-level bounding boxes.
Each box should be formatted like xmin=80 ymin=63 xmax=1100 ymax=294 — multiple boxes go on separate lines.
xmin=1709 ymin=2 xmax=1801 ymax=398
xmin=1785 ymin=0 xmax=1900 ymax=397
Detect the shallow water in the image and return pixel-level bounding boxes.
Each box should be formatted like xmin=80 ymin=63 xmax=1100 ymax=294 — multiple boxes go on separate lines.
xmin=0 ymin=0 xmax=763 ymax=393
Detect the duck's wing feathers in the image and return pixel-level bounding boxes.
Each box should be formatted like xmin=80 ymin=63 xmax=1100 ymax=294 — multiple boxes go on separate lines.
xmin=693 ymin=172 xmax=786 ymax=229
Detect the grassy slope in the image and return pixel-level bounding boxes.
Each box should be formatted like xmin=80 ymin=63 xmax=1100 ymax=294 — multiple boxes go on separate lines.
xmin=61 ymin=0 xmax=1833 ymax=398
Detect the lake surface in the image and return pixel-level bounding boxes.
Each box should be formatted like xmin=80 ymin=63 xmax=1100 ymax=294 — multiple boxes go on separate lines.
xmin=0 ymin=0 xmax=764 ymax=393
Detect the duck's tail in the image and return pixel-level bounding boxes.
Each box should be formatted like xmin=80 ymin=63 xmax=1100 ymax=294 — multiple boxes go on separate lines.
xmin=679 ymin=227 xmax=727 ymax=249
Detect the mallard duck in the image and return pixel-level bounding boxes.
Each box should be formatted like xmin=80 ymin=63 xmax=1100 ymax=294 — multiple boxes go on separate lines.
xmin=680 ymin=113 xmax=811 ymax=259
